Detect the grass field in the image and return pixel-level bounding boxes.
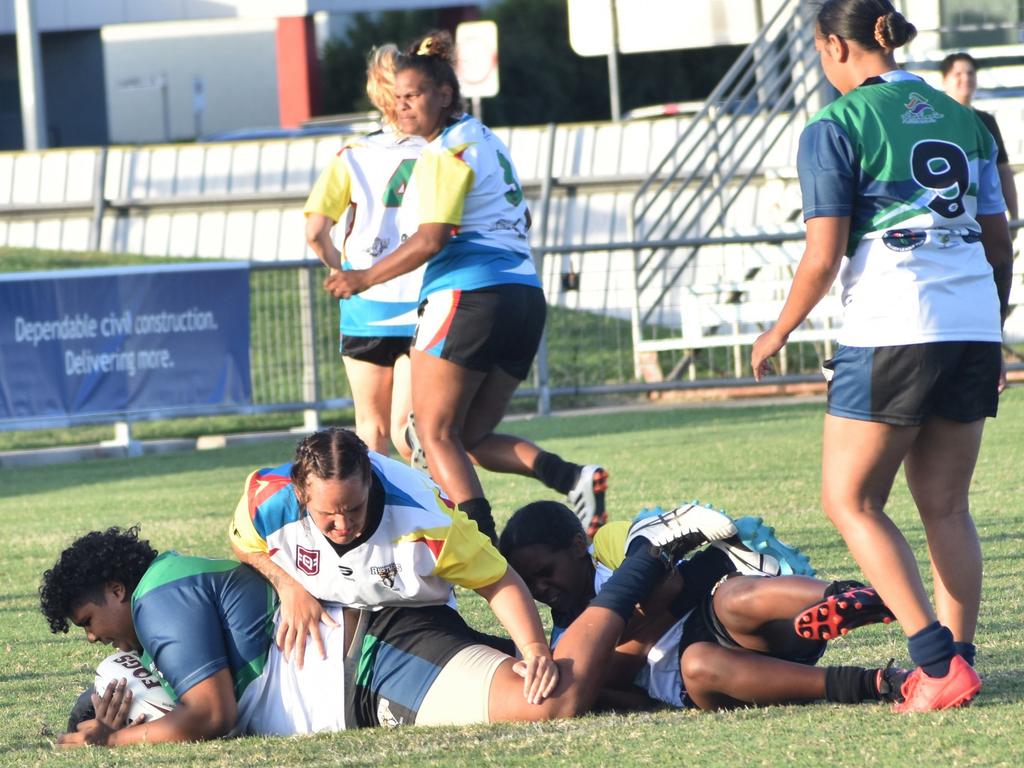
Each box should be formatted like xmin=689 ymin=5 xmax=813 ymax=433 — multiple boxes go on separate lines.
xmin=2 ymin=394 xmax=1023 ymax=767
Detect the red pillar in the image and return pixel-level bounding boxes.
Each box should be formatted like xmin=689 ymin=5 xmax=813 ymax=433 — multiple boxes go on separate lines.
xmin=276 ymin=15 xmax=321 ymax=129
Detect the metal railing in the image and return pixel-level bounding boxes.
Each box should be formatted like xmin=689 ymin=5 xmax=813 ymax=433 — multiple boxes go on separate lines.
xmin=628 ymin=0 xmax=823 ymax=375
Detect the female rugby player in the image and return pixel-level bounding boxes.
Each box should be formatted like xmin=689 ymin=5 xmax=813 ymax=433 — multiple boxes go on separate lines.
xmin=751 ymin=0 xmax=1012 ymax=711
xmin=322 ymin=31 xmax=607 ymax=546
xmin=501 ymin=501 xmax=906 ymax=711
xmin=304 ymin=45 xmax=423 ymax=459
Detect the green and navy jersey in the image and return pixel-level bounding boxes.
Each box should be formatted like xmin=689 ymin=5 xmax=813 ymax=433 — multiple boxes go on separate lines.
xmin=131 ymin=553 xmax=275 ymax=704
xmin=797 ymin=71 xmax=1003 ymax=346
xmin=398 ymin=114 xmax=540 ymax=297
xmin=132 ymin=553 xmax=354 ymax=734
xmin=303 ymin=128 xmax=426 ymax=339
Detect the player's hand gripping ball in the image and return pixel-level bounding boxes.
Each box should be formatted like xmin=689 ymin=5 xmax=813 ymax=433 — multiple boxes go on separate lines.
xmin=94 ymin=651 xmax=176 ymax=724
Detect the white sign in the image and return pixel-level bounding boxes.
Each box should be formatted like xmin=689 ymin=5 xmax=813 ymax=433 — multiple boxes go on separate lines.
xmin=567 ymin=0 xmax=783 ymax=56
xmin=456 ymin=20 xmax=500 ymax=98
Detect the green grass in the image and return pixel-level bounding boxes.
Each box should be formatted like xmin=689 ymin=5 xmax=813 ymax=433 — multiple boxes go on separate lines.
xmin=2 ymin=393 xmax=1023 ymax=766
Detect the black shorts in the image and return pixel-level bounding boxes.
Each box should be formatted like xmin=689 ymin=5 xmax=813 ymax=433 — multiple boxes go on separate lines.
xmin=823 ymin=341 xmax=1001 ymax=426
xmin=413 ymin=284 xmax=546 ymax=380
xmin=675 ymin=548 xmax=826 ymax=707
xmin=341 ymin=335 xmax=412 ymax=367
xmin=353 ymin=605 xmax=514 ymax=727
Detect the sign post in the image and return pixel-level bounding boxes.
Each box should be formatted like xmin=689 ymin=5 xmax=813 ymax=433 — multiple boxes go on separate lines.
xmin=455 ymin=21 xmax=500 ymax=121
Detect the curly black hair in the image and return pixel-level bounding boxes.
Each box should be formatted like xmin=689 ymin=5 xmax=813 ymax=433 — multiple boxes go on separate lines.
xmin=39 ymin=526 xmax=158 ymax=634
xmin=498 ymin=500 xmax=584 ymax=560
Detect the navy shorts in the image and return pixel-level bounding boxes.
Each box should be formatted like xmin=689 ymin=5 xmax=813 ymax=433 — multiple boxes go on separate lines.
xmin=413 ymin=284 xmax=546 ymax=380
xmin=823 ymin=341 xmax=1001 ymax=427
xmin=341 ymin=335 xmax=412 ymax=367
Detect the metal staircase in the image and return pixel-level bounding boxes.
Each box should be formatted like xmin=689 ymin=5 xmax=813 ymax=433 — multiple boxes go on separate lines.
xmin=628 ymin=0 xmax=828 ymax=371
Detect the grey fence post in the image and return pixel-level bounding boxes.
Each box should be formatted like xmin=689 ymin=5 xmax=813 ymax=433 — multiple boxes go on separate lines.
xmin=296 ymin=263 xmax=320 ymax=432
xmin=531 ymin=122 xmax=559 ymax=417
xmin=88 ymin=146 xmax=108 ymax=252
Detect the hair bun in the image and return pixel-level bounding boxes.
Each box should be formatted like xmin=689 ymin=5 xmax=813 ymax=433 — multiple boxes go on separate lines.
xmin=409 ymin=30 xmax=455 ymax=62
xmin=877 ymin=10 xmax=917 ymax=50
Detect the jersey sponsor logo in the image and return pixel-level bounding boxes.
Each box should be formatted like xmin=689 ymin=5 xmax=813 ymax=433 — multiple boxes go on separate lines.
xmin=901 ymin=93 xmax=943 ymax=125
xmin=338 ymin=564 xmax=354 ymax=577
xmin=370 ymin=562 xmax=402 ymax=589
xmin=882 ymin=228 xmax=926 ymax=252
xmin=296 ymin=545 xmax=321 ymax=576
xmin=110 ymin=653 xmax=165 ymax=690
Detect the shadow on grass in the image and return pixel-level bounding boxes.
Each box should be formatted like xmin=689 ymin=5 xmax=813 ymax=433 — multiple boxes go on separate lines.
xmin=0 ymin=402 xmax=824 ymax=499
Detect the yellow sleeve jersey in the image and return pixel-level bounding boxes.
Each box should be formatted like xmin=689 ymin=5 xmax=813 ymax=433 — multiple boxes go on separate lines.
xmin=229 ymin=452 xmax=507 ymax=609
xmin=398 ymin=114 xmax=540 ymax=297
xmin=303 ymin=129 xmax=427 ymax=338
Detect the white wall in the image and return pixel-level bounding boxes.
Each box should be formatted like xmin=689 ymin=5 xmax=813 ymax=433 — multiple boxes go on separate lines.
xmin=101 ymin=17 xmax=279 ymax=144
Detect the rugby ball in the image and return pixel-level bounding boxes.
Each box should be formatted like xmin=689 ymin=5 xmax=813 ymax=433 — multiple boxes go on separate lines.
xmin=94 ymin=651 xmax=176 ymax=724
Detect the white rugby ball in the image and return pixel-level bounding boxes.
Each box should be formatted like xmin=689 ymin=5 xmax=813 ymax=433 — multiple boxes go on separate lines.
xmin=94 ymin=651 xmax=176 ymax=724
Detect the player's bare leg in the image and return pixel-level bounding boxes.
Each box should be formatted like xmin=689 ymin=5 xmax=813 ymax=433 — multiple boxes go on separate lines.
xmin=904 ymin=416 xmax=985 ymax=644
xmin=461 ymin=366 xmax=541 ymax=476
xmin=820 ymin=415 xmax=936 ymax=635
xmin=342 ymin=356 xmax=396 ymax=456
xmin=682 ymin=642 xmax=827 ymax=709
xmin=711 ymin=574 xmax=838 ymax=657
xmin=409 ymin=349 xmax=487 ymax=503
xmin=388 ymin=353 xmax=413 ymax=461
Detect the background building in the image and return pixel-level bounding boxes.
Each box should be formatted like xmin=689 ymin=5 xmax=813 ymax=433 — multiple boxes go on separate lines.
xmin=0 ymin=0 xmax=480 ymax=149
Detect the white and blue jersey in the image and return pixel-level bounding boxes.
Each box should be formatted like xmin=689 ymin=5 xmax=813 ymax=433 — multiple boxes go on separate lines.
xmin=304 ymin=129 xmax=426 ymax=340
xmin=398 ymin=114 xmax=541 ymax=298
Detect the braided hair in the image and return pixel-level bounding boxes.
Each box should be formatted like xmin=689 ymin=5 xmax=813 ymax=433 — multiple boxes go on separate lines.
xmin=290 ymin=427 xmax=371 ymax=501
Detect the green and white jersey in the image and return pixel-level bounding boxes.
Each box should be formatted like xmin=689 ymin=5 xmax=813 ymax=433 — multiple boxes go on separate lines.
xmin=798 ymin=71 xmax=1004 ymax=346
xmin=132 ymin=553 xmax=351 ymax=734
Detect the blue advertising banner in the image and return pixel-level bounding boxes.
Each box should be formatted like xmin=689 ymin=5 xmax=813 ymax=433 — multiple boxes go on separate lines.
xmin=0 ymin=262 xmax=251 ymax=424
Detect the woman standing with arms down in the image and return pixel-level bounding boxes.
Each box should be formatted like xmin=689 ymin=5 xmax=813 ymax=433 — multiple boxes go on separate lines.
xmin=940 ymin=52 xmax=1019 ymax=233
xmin=751 ymin=0 xmax=1012 ymax=712
xmin=324 ymin=32 xmax=607 ymax=544
xmin=304 ymin=44 xmax=424 ymax=459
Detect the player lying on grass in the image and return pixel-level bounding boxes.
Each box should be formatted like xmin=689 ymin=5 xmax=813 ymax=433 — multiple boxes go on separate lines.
xmin=41 ymin=514 xmax=737 ymax=746
xmin=228 ymin=427 xmax=555 ymax=702
xmin=500 ymin=501 xmax=908 ymax=710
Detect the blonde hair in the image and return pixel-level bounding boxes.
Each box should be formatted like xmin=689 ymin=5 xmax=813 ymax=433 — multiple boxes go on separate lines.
xmin=366 ymin=44 xmax=402 ymax=127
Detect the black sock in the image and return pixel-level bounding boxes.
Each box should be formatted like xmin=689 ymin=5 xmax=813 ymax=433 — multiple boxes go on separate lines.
xmin=908 ymin=621 xmax=955 ymax=678
xmin=824 ymin=666 xmax=879 ymax=703
xmin=458 ymin=498 xmax=497 ymax=545
xmin=954 ymin=641 xmax=977 ymax=667
xmin=823 ymin=579 xmax=866 ymax=598
xmin=532 ymin=451 xmax=581 ymax=495
xmin=590 ymin=549 xmax=667 ymax=621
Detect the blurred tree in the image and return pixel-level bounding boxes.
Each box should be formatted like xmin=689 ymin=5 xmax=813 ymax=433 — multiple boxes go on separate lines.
xmin=318 ymin=0 xmax=743 ymax=125
xmin=320 ymin=10 xmax=443 ymax=115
